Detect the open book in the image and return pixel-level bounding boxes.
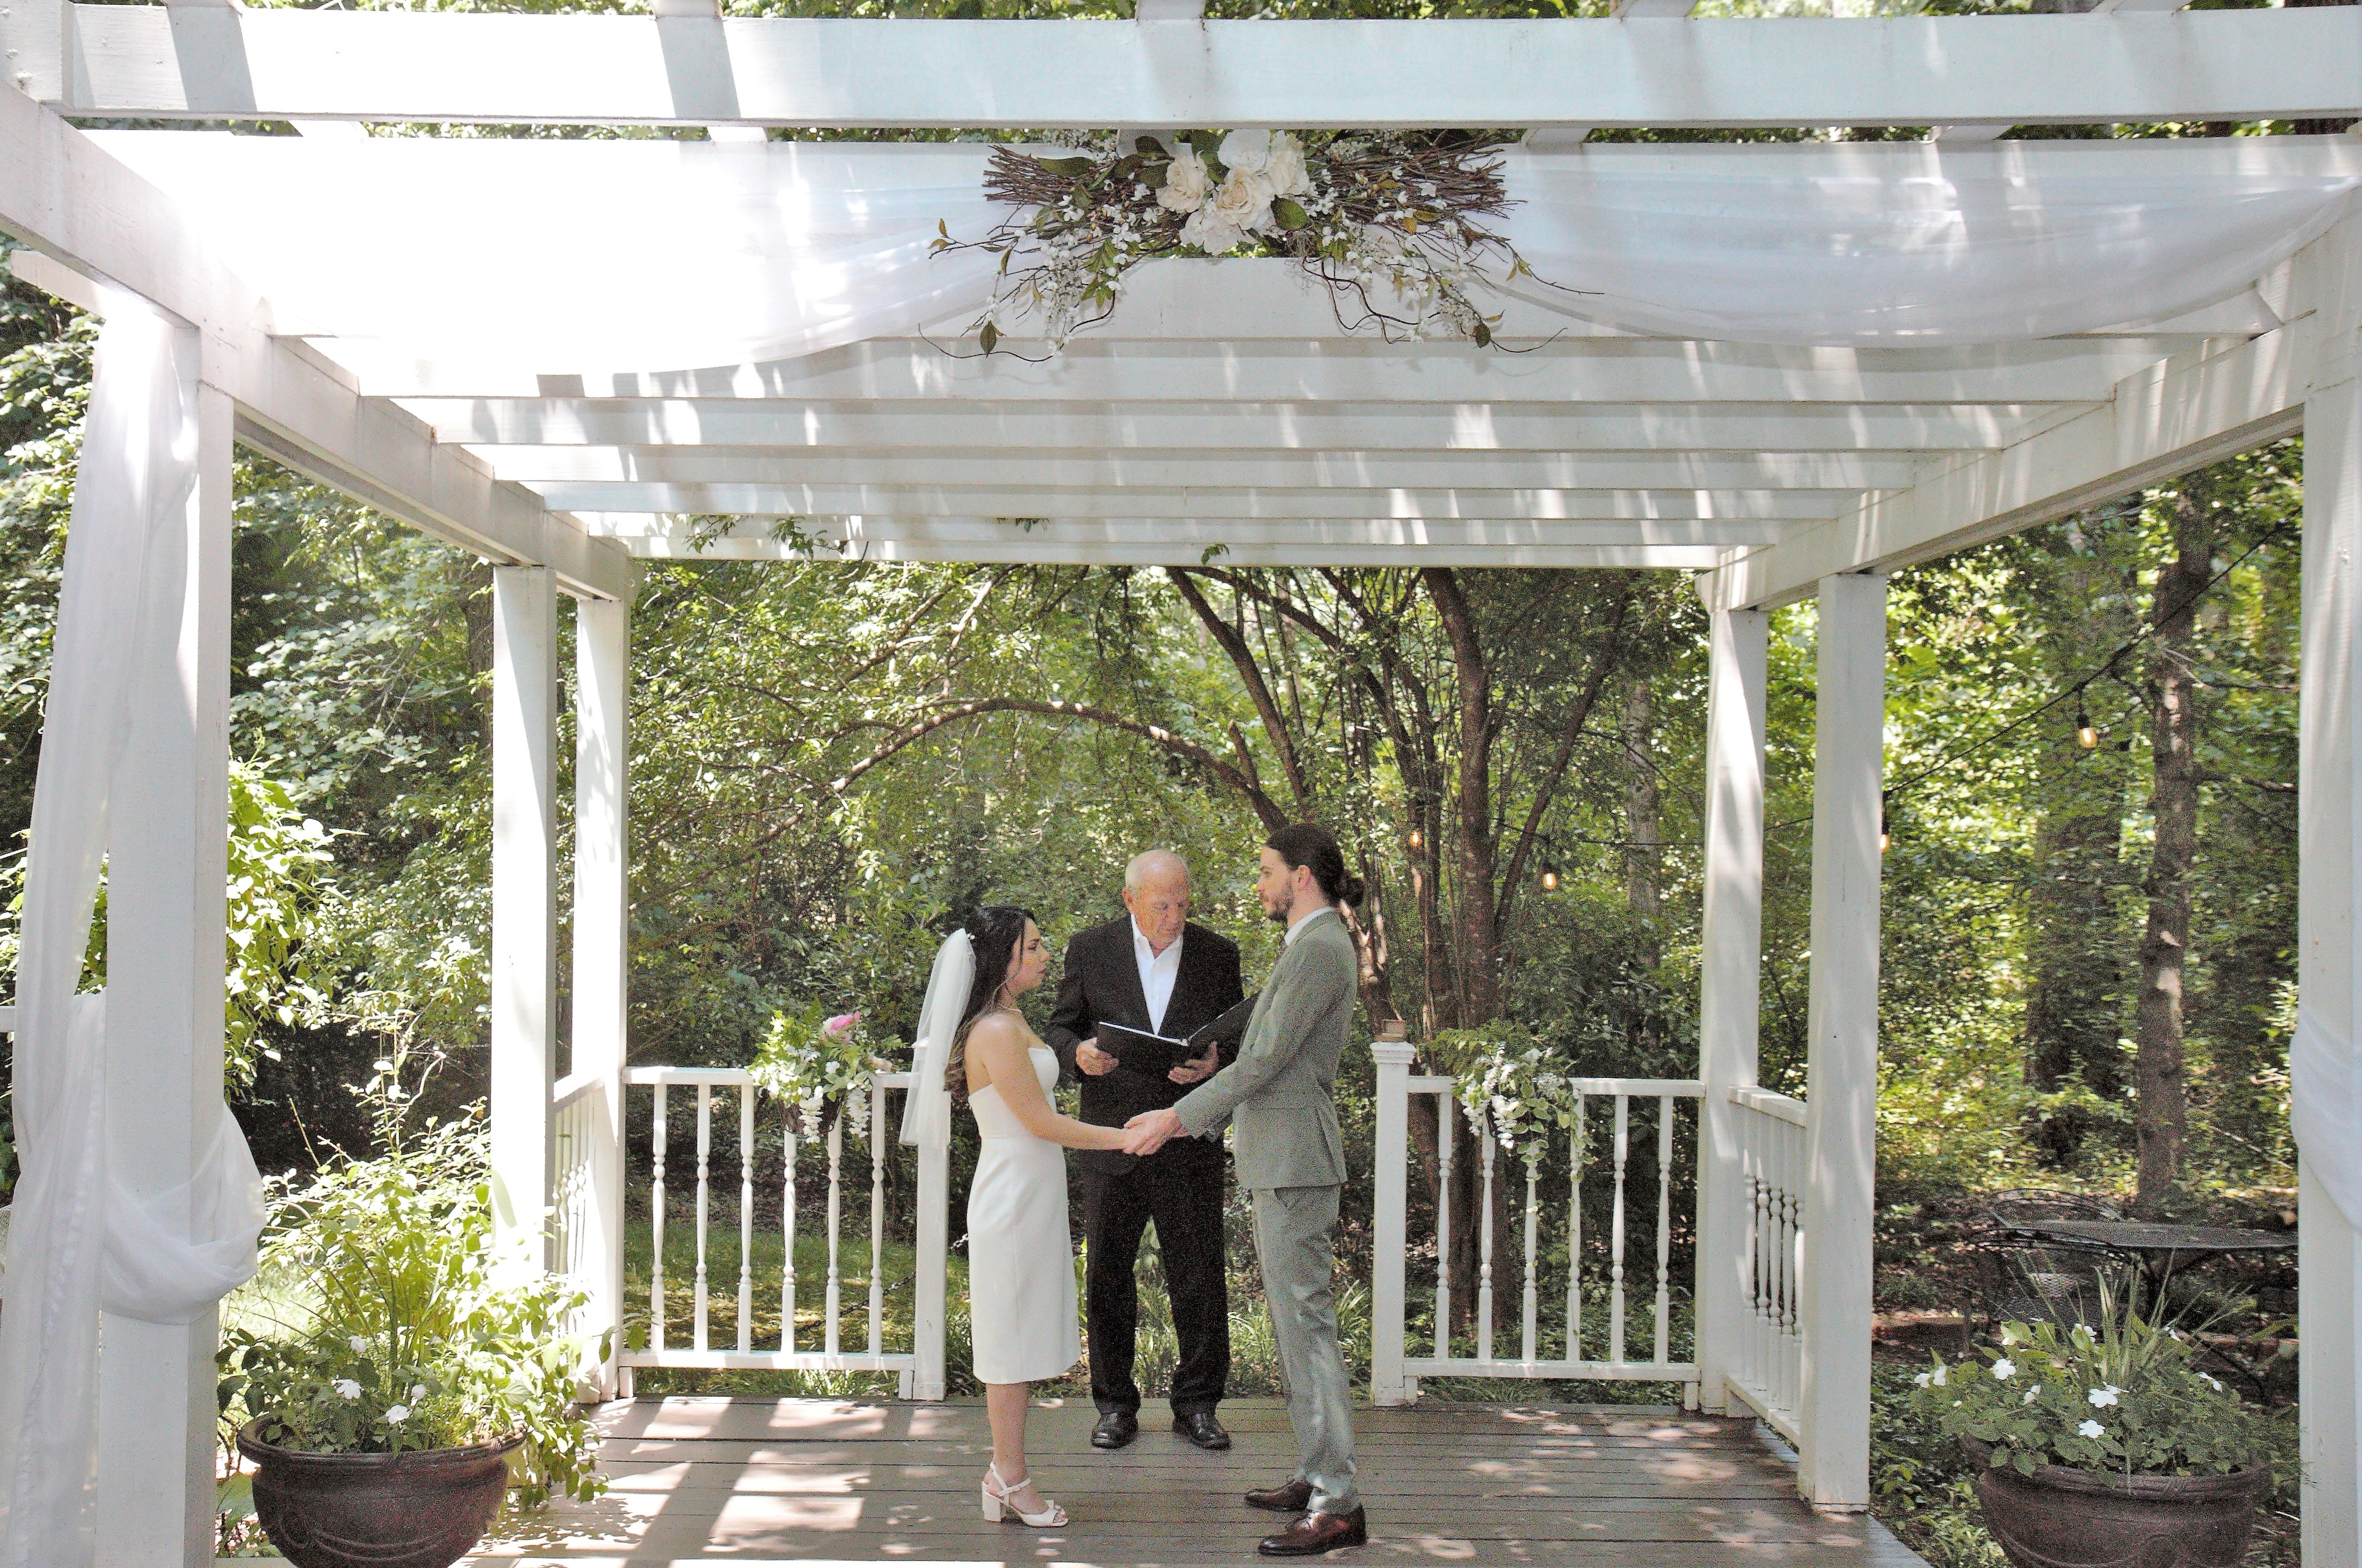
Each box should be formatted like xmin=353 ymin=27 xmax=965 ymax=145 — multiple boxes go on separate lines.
xmin=1097 ymin=993 xmax=1259 ymax=1076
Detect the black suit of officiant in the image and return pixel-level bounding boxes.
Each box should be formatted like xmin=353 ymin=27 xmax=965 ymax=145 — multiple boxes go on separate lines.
xmin=1044 ymin=916 xmax=1246 ymax=1420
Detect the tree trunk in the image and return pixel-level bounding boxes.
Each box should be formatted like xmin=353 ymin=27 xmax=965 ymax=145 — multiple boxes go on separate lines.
xmin=2023 ymin=792 xmax=2128 ymax=1166
xmin=1424 ymin=568 xmax=1503 ymax=1025
xmin=1624 ymin=681 xmax=1662 ymax=958
xmin=2133 ymin=490 xmax=2209 ymax=1215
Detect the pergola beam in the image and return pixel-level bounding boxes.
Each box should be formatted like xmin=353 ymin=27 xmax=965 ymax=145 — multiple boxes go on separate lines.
xmin=0 ymin=86 xmax=630 ymax=601
xmin=568 ymin=487 xmax=1859 ymax=522
xmin=372 ymin=340 xmax=2205 ymax=412
xmin=18 ymin=6 xmax=2359 ymax=128
xmin=591 ymin=514 xmax=1788 ymax=550
xmin=1707 ymin=321 xmax=2315 ymax=609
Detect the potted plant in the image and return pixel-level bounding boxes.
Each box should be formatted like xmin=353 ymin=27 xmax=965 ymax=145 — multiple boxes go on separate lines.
xmin=1909 ymin=1288 xmax=2279 ymax=1568
xmin=218 ymin=1064 xmax=607 ymax=1568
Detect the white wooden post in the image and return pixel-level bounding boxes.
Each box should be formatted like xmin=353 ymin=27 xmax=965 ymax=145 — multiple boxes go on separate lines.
xmin=2298 ymin=210 xmax=2362 ymax=1568
xmin=571 ymin=593 xmax=630 ymax=1395
xmin=1371 ymin=1040 xmax=1415 ymax=1405
xmin=492 ymin=565 xmax=559 ymax=1271
xmin=1694 ymin=603 xmax=1768 ymax=1416
xmin=1796 ymin=571 xmax=1885 ymax=1512
xmin=92 ymin=354 xmax=231 ymax=1568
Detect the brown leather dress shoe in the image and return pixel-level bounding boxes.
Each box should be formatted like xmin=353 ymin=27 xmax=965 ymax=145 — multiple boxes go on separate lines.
xmin=1244 ymin=1477 xmax=1313 ymax=1512
xmin=1259 ymin=1506 xmax=1368 ymax=1556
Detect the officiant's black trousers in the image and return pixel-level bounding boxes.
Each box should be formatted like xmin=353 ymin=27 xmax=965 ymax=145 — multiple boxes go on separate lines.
xmin=1081 ymin=1140 xmax=1230 ymax=1417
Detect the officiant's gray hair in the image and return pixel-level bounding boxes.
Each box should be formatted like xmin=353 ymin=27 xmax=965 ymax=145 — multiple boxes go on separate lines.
xmin=1124 ymin=849 xmax=1190 ymax=891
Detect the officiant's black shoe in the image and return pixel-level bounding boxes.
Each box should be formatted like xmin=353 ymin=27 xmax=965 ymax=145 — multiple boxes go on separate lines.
xmin=1259 ymin=1506 xmax=1367 ymax=1556
xmin=1090 ymin=1410 xmax=1138 ymax=1450
xmin=1173 ymin=1410 xmax=1232 ymax=1451
xmin=1245 ymin=1478 xmax=1313 ymax=1512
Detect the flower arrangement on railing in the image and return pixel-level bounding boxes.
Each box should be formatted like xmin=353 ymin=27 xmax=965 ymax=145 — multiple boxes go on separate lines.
xmin=1430 ymin=1024 xmax=1577 ymax=1165
xmin=932 ymin=130 xmax=1536 ymax=353
xmin=749 ymin=1005 xmax=875 ymax=1138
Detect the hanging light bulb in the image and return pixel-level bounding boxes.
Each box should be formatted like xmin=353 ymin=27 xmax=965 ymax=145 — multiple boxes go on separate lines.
xmin=1406 ymin=828 xmax=1424 ymax=852
xmin=1541 ymin=864 xmax=1561 ymax=892
xmin=1878 ymin=810 xmax=1891 ymax=855
xmin=2076 ymin=698 xmax=2099 ymax=751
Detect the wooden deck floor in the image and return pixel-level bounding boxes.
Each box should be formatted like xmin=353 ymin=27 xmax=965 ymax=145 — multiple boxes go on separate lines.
xmin=467 ymin=1397 xmax=1930 ymax=1567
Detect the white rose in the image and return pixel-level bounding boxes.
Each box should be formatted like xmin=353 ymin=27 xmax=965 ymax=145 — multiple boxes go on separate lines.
xmin=1157 ymin=146 xmax=1213 ymax=215
xmin=1181 ymin=206 xmax=1249 ymax=255
xmin=1218 ymin=128 xmax=1275 ymax=175
xmin=1265 ymin=133 xmax=1312 ymax=199
xmin=1209 ymin=170 xmax=1275 ymax=236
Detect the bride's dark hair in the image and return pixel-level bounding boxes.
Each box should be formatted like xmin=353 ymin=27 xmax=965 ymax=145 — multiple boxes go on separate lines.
xmin=944 ymin=904 xmax=1037 ymax=1108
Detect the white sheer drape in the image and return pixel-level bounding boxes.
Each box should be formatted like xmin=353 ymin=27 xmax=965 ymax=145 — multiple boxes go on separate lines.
xmin=2293 ymin=1009 xmax=2362 ymax=1232
xmin=88 ymin=134 xmax=2357 ymax=369
xmin=0 ymin=292 xmax=262 ymax=1568
xmin=901 ymin=931 xmax=974 ymax=1154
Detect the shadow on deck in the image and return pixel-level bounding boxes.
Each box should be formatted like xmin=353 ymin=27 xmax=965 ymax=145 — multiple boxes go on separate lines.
xmin=465 ymin=1397 xmax=1930 ymax=1566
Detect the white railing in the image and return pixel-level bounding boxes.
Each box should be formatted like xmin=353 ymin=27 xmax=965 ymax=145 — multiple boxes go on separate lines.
xmin=1726 ymin=1085 xmax=1807 ymax=1444
xmin=550 ymin=1068 xmax=620 ymax=1394
xmin=613 ymin=1066 xmax=944 ymax=1395
xmin=1371 ymin=1043 xmax=1703 ymax=1405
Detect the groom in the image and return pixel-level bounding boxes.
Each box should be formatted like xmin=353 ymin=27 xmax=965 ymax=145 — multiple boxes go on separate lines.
xmin=1125 ymin=823 xmax=1368 ymax=1557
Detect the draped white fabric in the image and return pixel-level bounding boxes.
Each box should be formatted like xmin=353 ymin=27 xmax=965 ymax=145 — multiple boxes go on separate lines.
xmin=88 ymin=133 xmax=2357 ymax=371
xmin=2292 ymin=1008 xmax=2362 ymax=1233
xmin=1498 ymin=145 xmax=2359 ymax=344
xmin=0 ymin=293 xmax=262 ymax=1568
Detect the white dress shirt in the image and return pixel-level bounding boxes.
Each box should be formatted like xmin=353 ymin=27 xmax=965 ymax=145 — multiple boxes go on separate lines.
xmin=1284 ymin=903 xmax=1335 ymax=947
xmin=1133 ymin=918 xmax=1185 ymax=1034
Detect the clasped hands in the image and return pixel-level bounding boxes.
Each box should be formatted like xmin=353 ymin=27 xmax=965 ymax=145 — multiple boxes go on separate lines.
xmin=1122 ymin=1106 xmax=1187 ymax=1157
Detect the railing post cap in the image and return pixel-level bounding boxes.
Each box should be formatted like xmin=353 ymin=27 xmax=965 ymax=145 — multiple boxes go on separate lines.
xmin=1372 ymin=1040 xmax=1417 ymax=1067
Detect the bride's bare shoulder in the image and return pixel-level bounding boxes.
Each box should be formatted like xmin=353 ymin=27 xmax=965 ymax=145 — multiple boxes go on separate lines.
xmin=966 ymin=1009 xmax=1027 ymax=1050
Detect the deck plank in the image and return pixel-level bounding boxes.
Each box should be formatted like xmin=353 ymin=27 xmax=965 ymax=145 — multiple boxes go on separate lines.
xmin=467 ymin=1398 xmax=1929 ymax=1567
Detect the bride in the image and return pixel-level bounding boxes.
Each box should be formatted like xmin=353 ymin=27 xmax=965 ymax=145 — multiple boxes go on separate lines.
xmin=930 ymin=906 xmax=1128 ymax=1527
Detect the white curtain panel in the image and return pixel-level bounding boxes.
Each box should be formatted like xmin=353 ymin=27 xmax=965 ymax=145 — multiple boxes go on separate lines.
xmin=1498 ymin=143 xmax=2357 ymax=343
xmin=0 ymin=293 xmax=262 ymax=1568
xmin=91 ymin=133 xmax=2357 ymax=371
xmin=2294 ymin=1009 xmax=2362 ymax=1232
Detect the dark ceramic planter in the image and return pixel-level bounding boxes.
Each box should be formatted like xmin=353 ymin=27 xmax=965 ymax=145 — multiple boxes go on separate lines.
xmin=237 ymin=1419 xmax=522 ymax=1568
xmin=1962 ymin=1436 xmax=2268 ymax=1568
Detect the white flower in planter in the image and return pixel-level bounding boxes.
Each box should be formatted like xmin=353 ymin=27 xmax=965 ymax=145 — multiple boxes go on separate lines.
xmin=348 ymin=1336 xmax=369 ymax=1353
xmin=2023 ymin=1385 xmax=2042 ymax=1405
xmin=1991 ymin=1357 xmax=2016 ymax=1380
xmin=2088 ymin=1385 xmax=2121 ymax=1408
xmin=384 ymin=1405 xmax=411 ymax=1424
xmin=333 ymin=1380 xmax=361 ymax=1401
xmin=1913 ymin=1372 xmax=1931 ymax=1388
xmin=2078 ymin=1418 xmax=2105 ymax=1439
xmin=1932 ymin=1364 xmax=1948 ymax=1387
xmin=1158 ymin=147 xmax=1213 ymax=215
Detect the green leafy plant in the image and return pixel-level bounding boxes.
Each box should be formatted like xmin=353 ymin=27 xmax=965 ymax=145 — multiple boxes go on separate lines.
xmin=1909 ymin=1285 xmax=2274 ymax=1483
xmin=218 ymin=1055 xmax=608 ymax=1508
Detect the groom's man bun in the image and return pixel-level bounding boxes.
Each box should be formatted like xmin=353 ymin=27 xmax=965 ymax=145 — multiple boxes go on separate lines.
xmin=1266 ymin=823 xmax=1365 ymax=909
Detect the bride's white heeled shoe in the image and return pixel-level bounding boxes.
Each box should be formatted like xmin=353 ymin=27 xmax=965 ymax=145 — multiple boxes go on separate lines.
xmin=981 ymin=1462 xmax=1067 ymax=1527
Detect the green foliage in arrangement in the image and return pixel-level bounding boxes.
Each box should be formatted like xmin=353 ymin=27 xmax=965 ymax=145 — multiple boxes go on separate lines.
xmin=219 ymin=1063 xmax=608 ymax=1508
xmin=1908 ymin=1291 xmax=2272 ymax=1482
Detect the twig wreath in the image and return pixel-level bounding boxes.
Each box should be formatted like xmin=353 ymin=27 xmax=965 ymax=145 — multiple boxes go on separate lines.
xmin=932 ymin=131 xmax=1542 ymax=354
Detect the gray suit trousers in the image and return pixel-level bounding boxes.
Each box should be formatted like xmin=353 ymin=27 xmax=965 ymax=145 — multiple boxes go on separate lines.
xmin=1251 ymin=1184 xmax=1359 ymax=1513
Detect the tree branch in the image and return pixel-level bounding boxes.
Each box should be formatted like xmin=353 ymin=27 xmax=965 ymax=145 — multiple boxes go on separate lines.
xmin=1497 ymin=584 xmax=1634 ymax=928
xmin=1168 ymin=569 xmax=1313 ymax=816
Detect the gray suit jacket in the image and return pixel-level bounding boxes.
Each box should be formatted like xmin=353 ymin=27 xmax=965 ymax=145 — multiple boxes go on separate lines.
xmin=1172 ymin=906 xmax=1356 ymax=1191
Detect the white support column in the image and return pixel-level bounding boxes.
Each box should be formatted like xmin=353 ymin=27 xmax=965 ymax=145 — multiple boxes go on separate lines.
xmin=1371 ymin=1040 xmax=1416 ymax=1406
xmin=1693 ymin=604 xmax=1768 ymax=1418
xmin=93 ymin=368 xmax=231 ymax=1568
xmin=2299 ymin=212 xmax=2362 ymax=1568
xmin=492 ymin=565 xmax=559 ymax=1271
xmin=571 ymin=593 xmax=630 ymax=1396
xmin=1795 ymin=571 xmax=1886 ymax=1513
xmin=909 ymin=1130 xmax=949 ymax=1401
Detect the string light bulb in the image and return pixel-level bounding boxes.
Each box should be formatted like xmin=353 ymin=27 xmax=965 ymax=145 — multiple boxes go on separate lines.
xmin=1879 ymin=810 xmax=1891 ymax=855
xmin=1406 ymin=828 xmax=1424 ymax=852
xmin=1541 ymin=864 xmax=1561 ymax=892
xmin=2076 ymin=698 xmax=2099 ymax=751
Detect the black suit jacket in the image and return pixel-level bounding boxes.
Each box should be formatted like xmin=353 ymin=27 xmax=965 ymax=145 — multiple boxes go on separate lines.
xmin=1044 ymin=916 xmax=1247 ymax=1175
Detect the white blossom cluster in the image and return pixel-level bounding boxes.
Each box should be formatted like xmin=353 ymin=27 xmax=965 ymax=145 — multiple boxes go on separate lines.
xmin=1155 ymin=129 xmax=1317 ymax=254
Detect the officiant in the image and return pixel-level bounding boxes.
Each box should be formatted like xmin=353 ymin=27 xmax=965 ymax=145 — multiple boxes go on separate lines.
xmin=1045 ymin=849 xmax=1247 ymax=1453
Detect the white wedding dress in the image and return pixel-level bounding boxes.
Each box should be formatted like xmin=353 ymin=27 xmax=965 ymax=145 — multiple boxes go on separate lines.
xmin=966 ymin=1042 xmax=1082 ymax=1385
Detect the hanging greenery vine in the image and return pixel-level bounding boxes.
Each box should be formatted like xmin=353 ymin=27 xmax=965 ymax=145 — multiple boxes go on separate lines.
xmin=932 ymin=130 xmax=1543 ymax=353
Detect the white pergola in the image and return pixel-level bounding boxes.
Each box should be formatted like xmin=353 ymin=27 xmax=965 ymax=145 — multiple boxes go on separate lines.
xmin=1 ymin=1 xmax=2359 ymax=1563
